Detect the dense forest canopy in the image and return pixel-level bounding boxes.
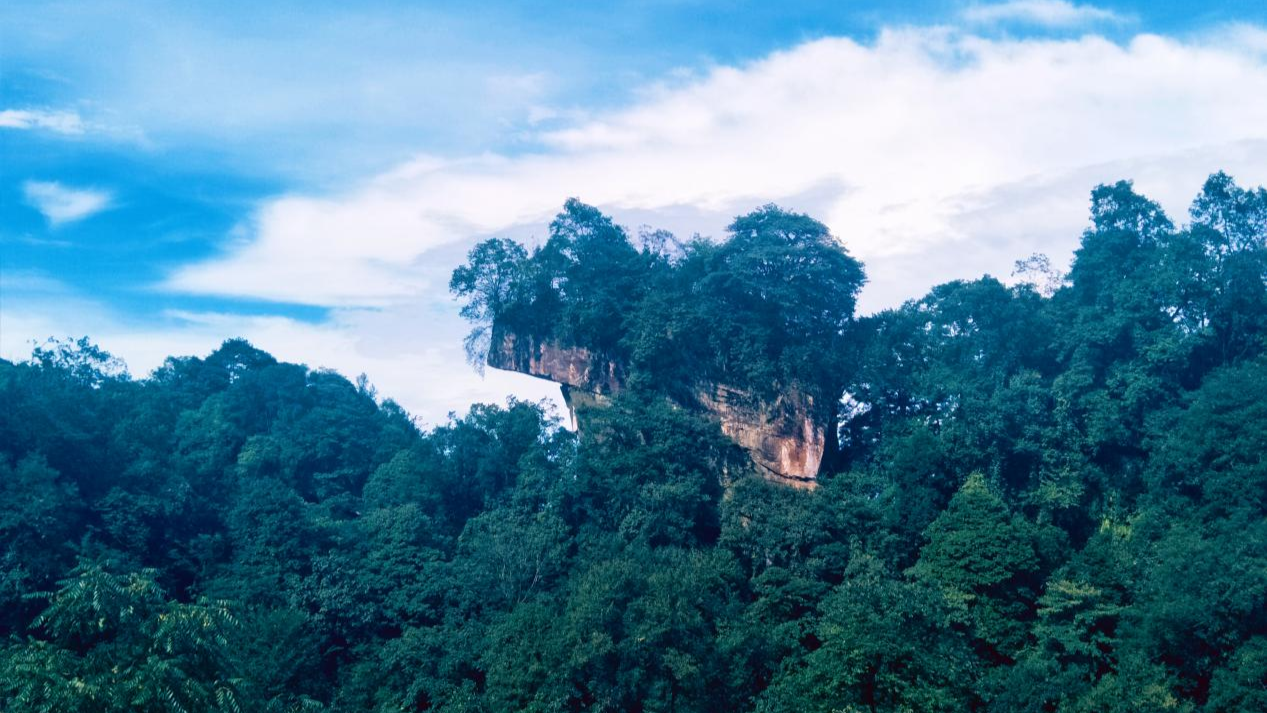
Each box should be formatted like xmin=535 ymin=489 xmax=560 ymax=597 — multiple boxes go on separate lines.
xmin=451 ymin=199 xmax=865 ymax=412
xmin=2 ymin=172 xmax=1266 ymax=712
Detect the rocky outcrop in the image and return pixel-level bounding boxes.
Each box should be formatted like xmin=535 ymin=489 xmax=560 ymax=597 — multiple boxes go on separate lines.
xmin=488 ymin=332 xmax=624 ymax=396
xmin=695 ymin=385 xmax=824 ymax=489
xmin=488 ymin=331 xmax=827 ymax=488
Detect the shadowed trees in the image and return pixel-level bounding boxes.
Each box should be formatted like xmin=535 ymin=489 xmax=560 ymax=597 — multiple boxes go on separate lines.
xmin=1 ymin=173 xmax=1265 ymax=712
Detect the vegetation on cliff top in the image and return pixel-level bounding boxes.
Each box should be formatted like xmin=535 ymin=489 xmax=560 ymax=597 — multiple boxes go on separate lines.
xmin=2 ymin=173 xmax=1266 ymax=712
xmin=450 ymin=199 xmax=865 ymax=411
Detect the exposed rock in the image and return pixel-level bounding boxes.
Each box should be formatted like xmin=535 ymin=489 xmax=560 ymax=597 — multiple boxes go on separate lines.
xmin=695 ymin=385 xmax=824 ymax=489
xmin=488 ymin=330 xmax=827 ymax=488
xmin=488 ymin=332 xmax=623 ymax=396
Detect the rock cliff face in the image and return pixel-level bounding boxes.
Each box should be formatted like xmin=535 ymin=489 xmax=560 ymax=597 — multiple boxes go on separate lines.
xmin=695 ymin=385 xmax=824 ymax=489
xmin=488 ymin=331 xmax=623 ymax=400
xmin=488 ymin=331 xmax=826 ymax=488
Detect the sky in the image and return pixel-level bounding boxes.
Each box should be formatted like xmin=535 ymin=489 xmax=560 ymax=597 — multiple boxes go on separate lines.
xmin=4 ymin=0 xmax=1267 ymax=425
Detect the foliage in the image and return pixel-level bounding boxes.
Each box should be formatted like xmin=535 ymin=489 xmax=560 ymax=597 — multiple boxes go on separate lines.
xmin=2 ymin=173 xmax=1266 ymax=711
xmin=451 ymin=200 xmax=865 ymax=410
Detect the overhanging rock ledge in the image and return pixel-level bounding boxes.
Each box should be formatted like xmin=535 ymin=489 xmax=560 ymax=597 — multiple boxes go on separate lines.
xmin=488 ymin=331 xmax=826 ymax=489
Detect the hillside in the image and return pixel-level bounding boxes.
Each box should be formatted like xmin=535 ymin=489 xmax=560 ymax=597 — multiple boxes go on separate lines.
xmin=2 ymin=173 xmax=1266 ymax=712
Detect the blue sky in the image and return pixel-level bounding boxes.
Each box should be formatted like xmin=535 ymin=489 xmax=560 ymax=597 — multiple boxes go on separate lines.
xmin=4 ymin=0 xmax=1267 ymax=422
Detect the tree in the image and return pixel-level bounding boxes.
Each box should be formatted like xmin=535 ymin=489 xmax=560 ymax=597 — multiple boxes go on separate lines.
xmin=0 ymin=455 xmax=81 ymax=629
xmin=760 ymin=555 xmax=973 ymax=713
xmin=541 ymin=198 xmax=649 ymax=356
xmin=565 ymin=394 xmax=739 ymax=550
xmin=1187 ymin=171 xmax=1267 ymax=367
xmin=5 ymin=176 xmax=1267 ymax=712
xmin=911 ymin=473 xmax=1040 ymax=659
xmin=0 ymin=562 xmax=244 ymax=713
xmin=30 ymin=336 xmax=130 ymax=386
xmin=1207 ymin=637 xmax=1267 ymax=713
xmin=450 ymin=237 xmax=532 ymax=366
xmin=691 ymin=205 xmax=865 ymax=408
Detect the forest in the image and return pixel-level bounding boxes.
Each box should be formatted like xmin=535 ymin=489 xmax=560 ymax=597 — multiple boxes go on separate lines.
xmin=2 ymin=172 xmax=1266 ymax=712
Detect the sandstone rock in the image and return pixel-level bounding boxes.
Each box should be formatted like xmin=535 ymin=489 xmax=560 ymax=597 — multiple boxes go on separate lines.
xmin=695 ymin=385 xmax=823 ymax=489
xmin=488 ymin=330 xmax=826 ymax=488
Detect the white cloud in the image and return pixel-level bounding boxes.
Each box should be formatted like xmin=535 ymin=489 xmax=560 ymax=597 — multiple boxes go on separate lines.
xmin=0 ymin=1 xmax=573 ymax=180
xmin=167 ymin=27 xmax=1267 ymax=312
xmin=17 ymin=21 xmax=1267 ymax=422
xmin=1207 ymin=23 xmax=1267 ymax=56
xmin=22 ymin=181 xmax=113 ymax=226
xmin=961 ymin=1 xmax=1120 ymax=27
xmin=0 ymin=279 xmax=564 ymax=426
xmin=0 ymin=109 xmax=86 ymax=134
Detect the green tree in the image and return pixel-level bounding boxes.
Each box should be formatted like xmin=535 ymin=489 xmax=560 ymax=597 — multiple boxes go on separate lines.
xmin=760 ymin=555 xmax=972 ymax=713
xmin=911 ymin=473 xmax=1040 ymax=659
xmin=0 ymin=455 xmax=81 ymax=628
xmin=450 ymin=237 xmax=532 ymax=366
xmin=0 ymin=562 xmax=244 ymax=713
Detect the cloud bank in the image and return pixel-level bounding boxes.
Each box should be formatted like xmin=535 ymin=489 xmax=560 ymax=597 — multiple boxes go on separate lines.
xmin=12 ymin=16 xmax=1267 ymax=423
xmin=0 ymin=273 xmax=563 ymax=429
xmin=167 ymin=26 xmax=1267 ymax=312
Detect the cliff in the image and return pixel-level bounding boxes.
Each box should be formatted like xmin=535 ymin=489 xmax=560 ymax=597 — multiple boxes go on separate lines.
xmin=695 ymin=385 xmax=824 ymax=488
xmin=488 ymin=331 xmax=827 ymax=488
